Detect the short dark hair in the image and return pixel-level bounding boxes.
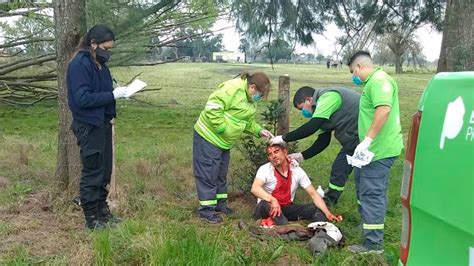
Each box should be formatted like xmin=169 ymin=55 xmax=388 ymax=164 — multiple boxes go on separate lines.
xmin=293 ymin=86 xmax=315 ymax=108
xmin=347 ymin=51 xmax=371 ymax=66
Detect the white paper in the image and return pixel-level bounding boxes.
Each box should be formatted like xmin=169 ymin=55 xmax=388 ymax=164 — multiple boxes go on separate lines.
xmin=124 ymin=79 xmax=147 ymax=98
xmin=346 ymin=150 xmax=374 ymax=168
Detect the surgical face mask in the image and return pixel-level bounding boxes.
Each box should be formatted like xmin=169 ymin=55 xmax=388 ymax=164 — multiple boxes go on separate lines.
xmin=252 ymin=93 xmax=262 ymax=102
xmin=351 ymin=66 xmax=363 ymax=86
xmin=301 ymin=108 xmax=312 ymax=118
xmin=352 ymin=75 xmax=363 ymax=86
xmin=96 ymin=47 xmax=111 ymax=63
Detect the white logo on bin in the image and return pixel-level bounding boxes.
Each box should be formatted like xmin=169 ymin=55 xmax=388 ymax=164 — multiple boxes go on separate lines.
xmin=440 ymin=97 xmax=465 ymax=149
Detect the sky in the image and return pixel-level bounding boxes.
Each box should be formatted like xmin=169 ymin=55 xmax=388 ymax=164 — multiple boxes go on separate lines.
xmin=212 ymin=19 xmax=443 ymax=62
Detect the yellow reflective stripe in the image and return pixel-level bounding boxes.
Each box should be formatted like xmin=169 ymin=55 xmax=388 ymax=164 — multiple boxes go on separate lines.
xmin=363 ymin=223 xmax=384 ymax=230
xmin=205 ymin=102 xmax=223 ymax=110
xmin=224 ymin=112 xmax=247 ymax=125
xmin=329 ymin=182 xmax=344 ymax=191
xmin=196 ymin=119 xmax=228 ymax=148
xmin=216 ymin=193 xmax=227 ymax=199
xmin=200 ymin=200 xmax=217 ymax=206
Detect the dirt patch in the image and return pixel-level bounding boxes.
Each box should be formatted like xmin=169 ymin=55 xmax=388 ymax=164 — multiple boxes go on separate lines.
xmin=0 ymin=176 xmax=10 ymax=189
xmin=0 ymin=190 xmax=91 ymax=263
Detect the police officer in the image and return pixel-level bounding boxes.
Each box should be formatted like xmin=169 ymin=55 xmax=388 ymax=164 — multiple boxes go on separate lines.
xmin=270 ymin=86 xmax=360 ymax=206
xmin=67 ymin=25 xmax=127 ymax=230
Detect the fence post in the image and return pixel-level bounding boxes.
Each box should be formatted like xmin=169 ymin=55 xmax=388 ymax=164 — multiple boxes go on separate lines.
xmin=277 ymin=74 xmax=290 ymax=135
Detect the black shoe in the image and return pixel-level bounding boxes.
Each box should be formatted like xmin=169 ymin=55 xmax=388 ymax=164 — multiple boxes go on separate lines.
xmin=98 ymin=201 xmax=123 ymax=225
xmin=215 ymin=206 xmax=235 ymax=215
xmin=83 ymin=204 xmax=107 ymax=230
xmin=200 ymin=213 xmax=223 ymax=224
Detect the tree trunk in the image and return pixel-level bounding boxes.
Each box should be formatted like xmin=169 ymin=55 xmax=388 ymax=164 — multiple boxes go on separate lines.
xmin=437 ymin=0 xmax=474 ymax=72
xmin=394 ymin=53 xmax=404 ymax=74
xmin=277 ymin=75 xmax=290 ymax=135
xmin=54 ymin=0 xmax=87 ymax=193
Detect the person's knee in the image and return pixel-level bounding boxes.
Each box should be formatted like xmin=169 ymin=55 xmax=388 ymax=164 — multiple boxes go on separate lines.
xmin=253 ymin=201 xmax=271 ymax=219
xmin=310 ymin=206 xmax=327 ymax=222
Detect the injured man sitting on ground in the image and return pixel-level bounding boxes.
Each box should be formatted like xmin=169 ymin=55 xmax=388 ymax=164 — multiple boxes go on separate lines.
xmin=251 ymin=142 xmax=343 ymax=227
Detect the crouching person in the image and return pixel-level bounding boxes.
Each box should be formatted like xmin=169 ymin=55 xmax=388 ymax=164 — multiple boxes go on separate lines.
xmin=251 ymin=143 xmax=342 ymax=226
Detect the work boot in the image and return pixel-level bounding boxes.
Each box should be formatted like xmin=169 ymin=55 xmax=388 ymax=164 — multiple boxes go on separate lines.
xmin=216 ymin=206 xmax=235 ymax=215
xmin=200 ymin=212 xmax=223 ymax=224
xmin=83 ymin=204 xmax=107 ymax=230
xmin=98 ymin=201 xmax=123 ymax=225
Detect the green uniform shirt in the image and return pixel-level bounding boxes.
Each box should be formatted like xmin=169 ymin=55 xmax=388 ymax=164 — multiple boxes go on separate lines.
xmin=359 ymin=67 xmax=404 ymax=161
xmin=312 ymin=91 xmax=342 ymax=119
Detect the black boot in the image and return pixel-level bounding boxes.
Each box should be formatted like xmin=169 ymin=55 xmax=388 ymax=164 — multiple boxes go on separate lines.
xmin=83 ymin=204 xmax=107 ymax=230
xmin=324 ymin=189 xmax=342 ymax=206
xmin=98 ymin=201 xmax=123 ymax=225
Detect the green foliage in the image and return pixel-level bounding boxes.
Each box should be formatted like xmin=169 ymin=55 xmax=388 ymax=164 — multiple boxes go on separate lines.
xmin=267 ymin=38 xmax=292 ymax=62
xmin=176 ymin=33 xmax=223 ymax=61
xmin=260 ymin=98 xmax=285 ymax=136
xmin=0 ymin=13 xmax=54 ymax=56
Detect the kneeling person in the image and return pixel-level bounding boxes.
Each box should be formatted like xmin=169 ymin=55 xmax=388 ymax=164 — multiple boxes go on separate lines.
xmin=251 ymin=143 xmax=342 ymax=225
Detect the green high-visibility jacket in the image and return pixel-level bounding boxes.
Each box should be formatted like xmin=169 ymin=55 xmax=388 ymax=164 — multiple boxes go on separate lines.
xmin=194 ymin=78 xmax=263 ymax=150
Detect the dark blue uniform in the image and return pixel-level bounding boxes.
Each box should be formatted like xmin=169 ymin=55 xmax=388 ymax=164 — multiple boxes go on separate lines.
xmin=67 ymin=50 xmax=116 ymax=224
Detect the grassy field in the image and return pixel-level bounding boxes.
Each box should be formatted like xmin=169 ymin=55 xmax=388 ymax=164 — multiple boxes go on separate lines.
xmin=0 ymin=63 xmax=435 ymax=265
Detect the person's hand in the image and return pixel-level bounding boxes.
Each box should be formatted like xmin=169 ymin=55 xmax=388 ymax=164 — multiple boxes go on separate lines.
xmin=269 ymin=135 xmax=285 ymax=145
xmin=326 ymin=212 xmax=343 ymax=222
xmin=353 ymin=137 xmax=372 ymax=156
xmin=288 ymin=152 xmax=304 ymax=162
xmin=269 ymin=199 xmax=282 ymax=218
xmin=260 ymin=129 xmax=274 ymax=139
xmin=113 ymin=86 xmax=127 ymax=99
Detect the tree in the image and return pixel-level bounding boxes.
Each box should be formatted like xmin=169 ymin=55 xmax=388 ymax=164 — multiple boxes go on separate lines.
xmin=230 ymin=0 xmax=327 ymax=66
xmin=316 ymin=54 xmax=326 ymax=64
xmin=176 ymin=33 xmax=223 ymax=61
xmin=0 ymin=0 xmax=223 ymax=105
xmin=437 ymin=0 xmax=474 ymax=72
xmin=54 ymin=0 xmax=87 ymax=192
xmin=238 ymin=37 xmax=249 ymax=63
xmin=266 ymin=38 xmax=292 ymax=62
xmin=331 ymin=1 xmax=444 ymax=73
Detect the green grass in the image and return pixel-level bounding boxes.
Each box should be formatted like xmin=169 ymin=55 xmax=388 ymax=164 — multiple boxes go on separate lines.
xmin=0 ymin=63 xmax=436 ymax=265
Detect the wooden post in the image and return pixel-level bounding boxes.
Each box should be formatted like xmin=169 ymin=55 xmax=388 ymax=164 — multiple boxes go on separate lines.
xmin=277 ymin=75 xmax=290 ymax=135
xmin=108 ymin=118 xmax=117 ymax=200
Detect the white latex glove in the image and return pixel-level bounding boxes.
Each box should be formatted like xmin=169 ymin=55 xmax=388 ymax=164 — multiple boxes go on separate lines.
xmin=288 ymin=152 xmax=304 ymax=162
xmin=113 ymin=86 xmax=127 ymax=99
xmin=260 ymin=129 xmax=274 ymax=139
xmin=353 ymin=137 xmax=373 ymax=156
xmin=269 ymin=135 xmax=285 ymax=145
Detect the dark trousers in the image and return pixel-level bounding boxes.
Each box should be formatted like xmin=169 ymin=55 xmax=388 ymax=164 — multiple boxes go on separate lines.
xmin=253 ymin=201 xmax=327 ymax=225
xmin=193 ymin=130 xmax=230 ymax=217
xmin=71 ymin=119 xmax=113 ymax=210
xmin=325 ymin=148 xmax=354 ymax=205
xmin=354 ymin=157 xmax=396 ymax=249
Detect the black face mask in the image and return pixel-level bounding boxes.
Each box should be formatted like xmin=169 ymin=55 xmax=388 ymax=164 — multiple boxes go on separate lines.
xmin=96 ymin=47 xmax=111 ymax=64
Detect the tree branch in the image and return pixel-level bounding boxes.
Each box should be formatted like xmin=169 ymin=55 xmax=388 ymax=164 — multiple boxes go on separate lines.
xmin=0 ymin=37 xmax=55 ymax=49
xmin=0 ymin=54 xmax=56 ymax=76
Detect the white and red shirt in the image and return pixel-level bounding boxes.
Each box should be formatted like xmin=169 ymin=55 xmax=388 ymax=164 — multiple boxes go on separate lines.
xmin=255 ymin=162 xmax=312 ymax=206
